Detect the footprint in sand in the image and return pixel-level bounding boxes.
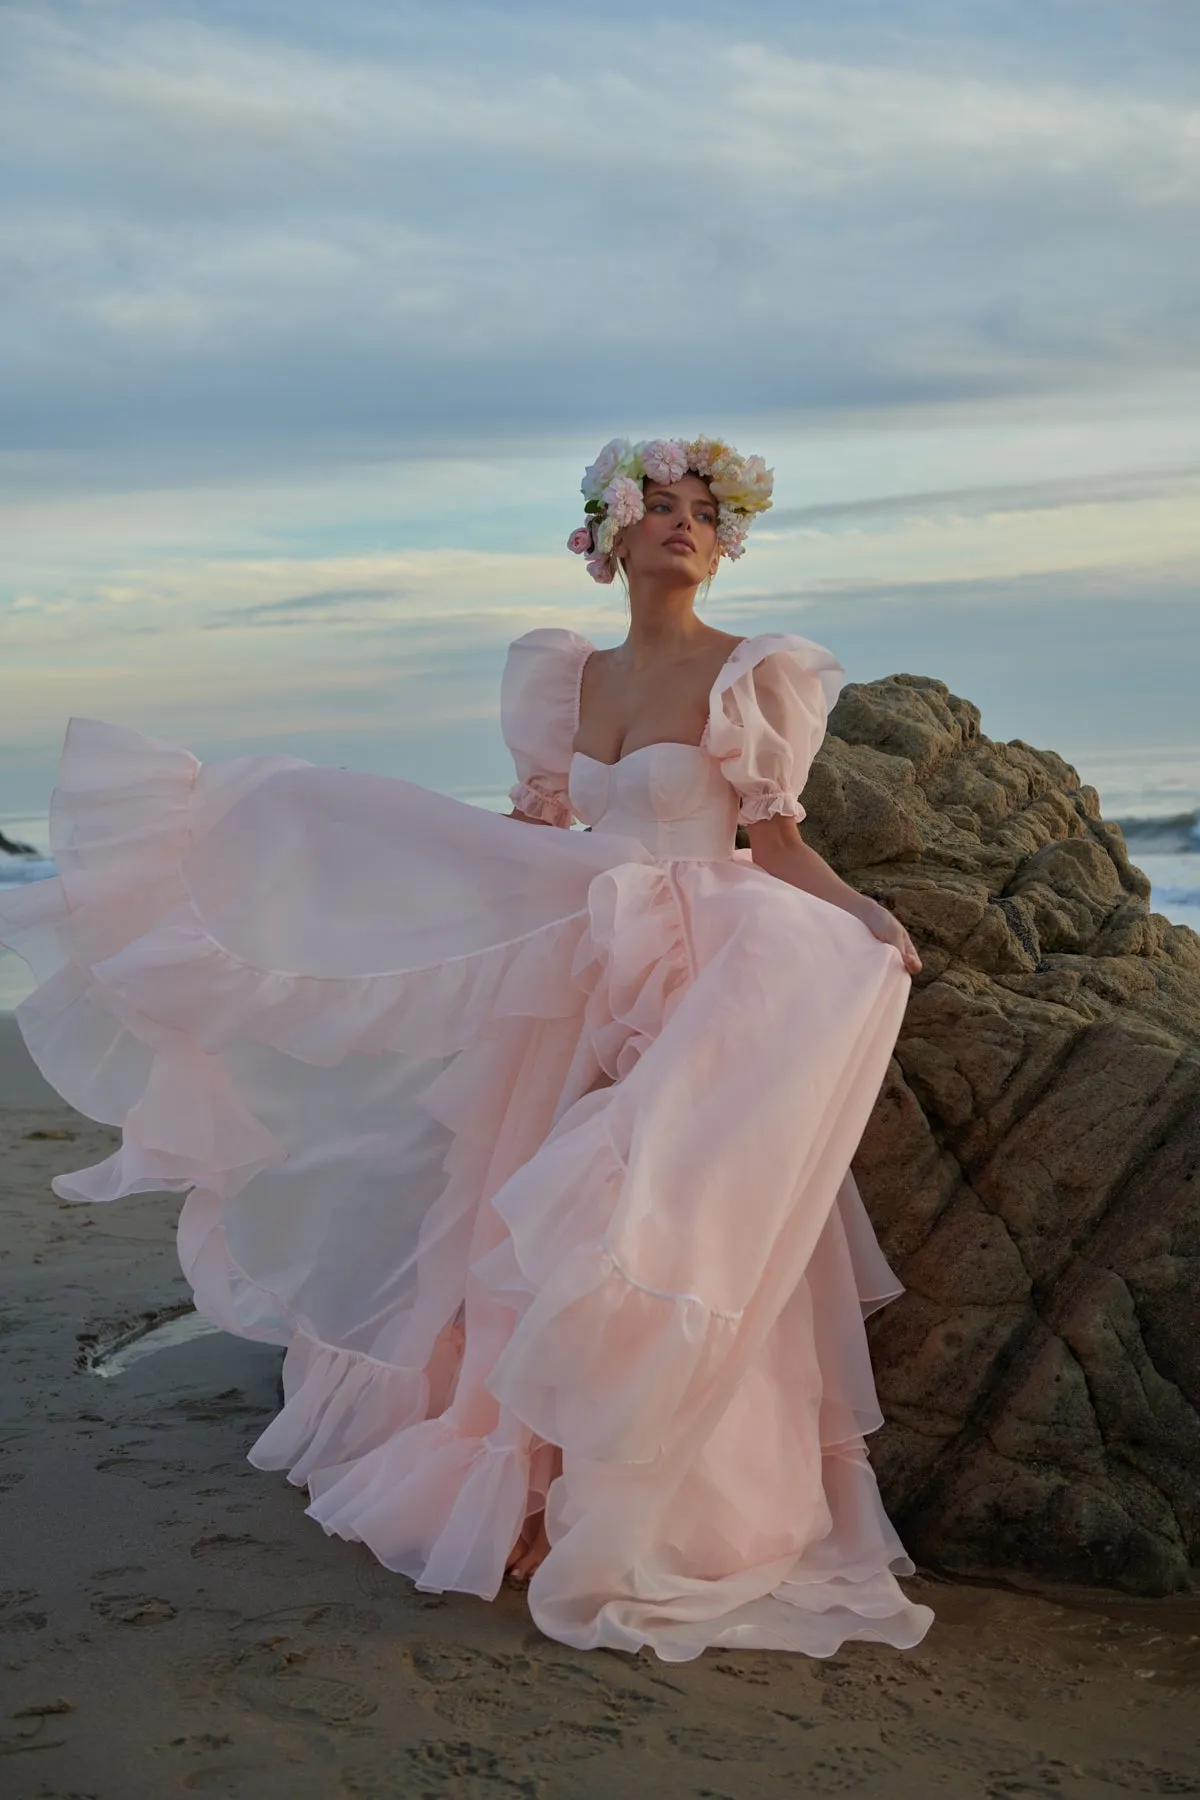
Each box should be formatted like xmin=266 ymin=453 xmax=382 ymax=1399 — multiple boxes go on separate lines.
xmin=400 ymin=1638 xmax=666 ymax=1746
xmin=90 ymin=1593 xmax=178 ymax=1625
xmin=219 ymin=1656 xmax=378 ymax=1728
xmin=93 ymin=1454 xmax=188 ymax=1488
xmin=184 ymin=1606 xmax=382 ymax=1729
xmin=0 ymin=1588 xmax=47 ymax=1632
xmin=188 ymin=1532 xmax=268 ymax=1562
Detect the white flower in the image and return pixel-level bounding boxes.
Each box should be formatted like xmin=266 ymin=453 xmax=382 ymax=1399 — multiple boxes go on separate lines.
xmin=581 ymin=438 xmax=631 ymax=504
xmin=717 ymin=507 xmax=749 ymax=556
xmin=573 ymin=431 xmax=772 ymax=578
xmin=602 ymin=474 xmax=645 ymax=529
xmin=640 ymin=438 xmax=689 ymax=484
xmin=710 ymin=452 xmax=774 ymax=515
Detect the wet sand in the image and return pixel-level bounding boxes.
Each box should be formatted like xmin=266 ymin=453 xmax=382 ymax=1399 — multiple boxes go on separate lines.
xmin=2 ymin=1012 xmax=1198 ymax=1799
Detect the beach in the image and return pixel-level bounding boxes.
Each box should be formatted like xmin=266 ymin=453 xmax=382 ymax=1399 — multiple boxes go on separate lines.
xmin=2 ymin=1013 xmax=1198 ymax=1798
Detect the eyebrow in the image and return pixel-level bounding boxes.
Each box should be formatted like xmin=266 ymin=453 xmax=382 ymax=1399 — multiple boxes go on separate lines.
xmin=644 ymin=486 xmax=715 ymax=505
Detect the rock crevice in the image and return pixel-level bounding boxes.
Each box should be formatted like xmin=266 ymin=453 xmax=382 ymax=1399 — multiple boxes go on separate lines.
xmin=804 ymin=672 xmax=1200 ymax=1595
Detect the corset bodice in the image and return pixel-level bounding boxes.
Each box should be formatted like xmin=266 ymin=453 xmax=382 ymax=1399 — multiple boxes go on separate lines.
xmin=568 ymin=744 xmax=740 ymax=860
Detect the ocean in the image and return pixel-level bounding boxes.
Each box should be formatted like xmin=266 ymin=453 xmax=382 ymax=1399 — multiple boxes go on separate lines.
xmin=3 ymin=777 xmax=1199 ymax=1012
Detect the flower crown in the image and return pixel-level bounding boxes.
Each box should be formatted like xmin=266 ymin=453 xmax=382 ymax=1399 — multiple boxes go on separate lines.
xmin=567 ymin=436 xmax=774 ymax=585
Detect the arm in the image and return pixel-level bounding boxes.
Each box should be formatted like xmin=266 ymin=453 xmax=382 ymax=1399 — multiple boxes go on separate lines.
xmin=744 ymin=814 xmax=922 ymax=974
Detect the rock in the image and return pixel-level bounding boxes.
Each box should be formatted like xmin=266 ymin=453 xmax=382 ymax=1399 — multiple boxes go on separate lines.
xmin=0 ymin=829 xmax=39 ymax=858
xmin=803 ymin=672 xmax=1200 ymax=1596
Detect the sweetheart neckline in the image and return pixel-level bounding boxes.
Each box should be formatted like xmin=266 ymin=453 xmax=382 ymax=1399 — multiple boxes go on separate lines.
xmin=570 ymin=634 xmax=749 ymax=774
xmin=570 ymin=742 xmax=709 ymax=773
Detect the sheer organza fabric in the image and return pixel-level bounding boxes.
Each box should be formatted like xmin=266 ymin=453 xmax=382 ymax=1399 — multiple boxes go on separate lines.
xmin=0 ymin=628 xmax=933 ymax=1660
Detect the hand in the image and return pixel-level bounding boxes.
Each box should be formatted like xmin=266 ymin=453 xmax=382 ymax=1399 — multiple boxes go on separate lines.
xmin=859 ymin=899 xmax=922 ymax=974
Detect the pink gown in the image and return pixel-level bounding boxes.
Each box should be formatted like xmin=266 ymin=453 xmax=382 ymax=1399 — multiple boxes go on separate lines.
xmin=0 ymin=627 xmax=934 ymax=1661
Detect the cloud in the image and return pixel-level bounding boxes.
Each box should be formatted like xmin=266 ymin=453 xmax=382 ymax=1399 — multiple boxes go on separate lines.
xmin=766 ymin=462 xmax=1200 ymax=530
xmin=3 ymin=3 xmax=1199 ymax=472
xmin=212 ymin=584 xmax=410 ymax=627
xmin=2 ymin=0 xmax=1198 ymax=819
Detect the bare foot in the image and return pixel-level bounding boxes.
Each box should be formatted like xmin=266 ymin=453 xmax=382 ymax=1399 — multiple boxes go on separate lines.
xmin=506 ymin=1511 xmax=551 ymax=1585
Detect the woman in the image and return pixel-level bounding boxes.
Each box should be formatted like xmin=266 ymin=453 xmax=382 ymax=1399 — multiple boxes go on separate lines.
xmin=0 ymin=434 xmax=933 ymax=1662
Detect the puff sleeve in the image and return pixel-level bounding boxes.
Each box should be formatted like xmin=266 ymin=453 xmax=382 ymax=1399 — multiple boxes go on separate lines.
xmin=706 ymin=634 xmax=845 ymax=825
xmin=500 ymin=627 xmax=593 ymax=828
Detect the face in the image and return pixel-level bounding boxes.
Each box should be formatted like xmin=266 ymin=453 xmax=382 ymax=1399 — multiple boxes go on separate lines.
xmin=615 ymin=473 xmax=720 ymax=588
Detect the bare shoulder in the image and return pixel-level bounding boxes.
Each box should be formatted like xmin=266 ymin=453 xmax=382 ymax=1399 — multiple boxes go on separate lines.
xmin=706 ymin=628 xmax=748 ymax=661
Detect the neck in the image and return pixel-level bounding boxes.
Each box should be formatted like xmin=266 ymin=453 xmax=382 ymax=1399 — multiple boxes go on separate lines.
xmin=621 ymin=574 xmax=706 ymax=659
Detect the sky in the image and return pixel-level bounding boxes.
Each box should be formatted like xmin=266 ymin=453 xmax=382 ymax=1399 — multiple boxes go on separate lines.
xmin=2 ymin=0 xmax=1199 ymax=823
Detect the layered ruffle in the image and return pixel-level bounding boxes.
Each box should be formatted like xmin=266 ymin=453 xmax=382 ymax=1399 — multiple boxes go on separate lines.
xmin=736 ymin=788 xmax=805 ymax=825
xmin=307 ymin=1414 xmax=534 ymax=1600
xmin=0 ymin=715 xmax=934 ymax=1661
xmin=571 ymin=860 xmax=693 ymax=1081
xmin=1 ymin=719 xmax=636 ymax=1213
xmin=507 ymin=776 xmax=574 ymax=829
xmin=480 ymin=1109 xmax=742 ymax=1466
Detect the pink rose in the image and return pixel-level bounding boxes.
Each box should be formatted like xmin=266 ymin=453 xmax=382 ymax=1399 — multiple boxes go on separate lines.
xmin=586 ymin=554 xmax=616 ymax=585
xmin=567 ymin=525 xmax=593 ymax=555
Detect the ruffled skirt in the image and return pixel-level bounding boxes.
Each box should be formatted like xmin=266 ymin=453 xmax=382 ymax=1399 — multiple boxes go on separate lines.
xmin=0 ymin=720 xmax=933 ymax=1660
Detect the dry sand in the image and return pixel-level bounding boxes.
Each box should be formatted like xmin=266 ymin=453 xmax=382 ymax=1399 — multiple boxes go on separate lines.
xmin=2 ymin=1011 xmax=1198 ymax=1800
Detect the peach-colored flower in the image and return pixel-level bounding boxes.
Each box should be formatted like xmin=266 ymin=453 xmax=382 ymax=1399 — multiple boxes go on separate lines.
xmin=687 ymin=436 xmax=733 ymax=479
xmin=567 ymin=526 xmax=593 ymax=555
